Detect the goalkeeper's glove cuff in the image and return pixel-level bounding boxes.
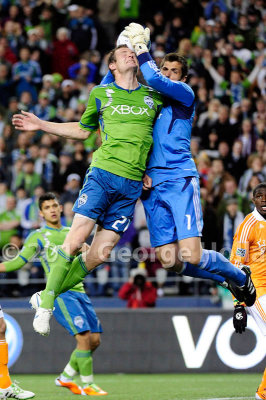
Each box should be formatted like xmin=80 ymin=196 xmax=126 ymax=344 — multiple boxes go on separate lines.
xmin=134 ymin=43 xmax=149 ymax=56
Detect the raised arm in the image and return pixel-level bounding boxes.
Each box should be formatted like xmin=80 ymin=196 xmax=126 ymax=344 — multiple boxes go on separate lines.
xmin=12 ymin=111 xmax=90 ymax=140
xmin=137 ymin=53 xmax=194 ymax=106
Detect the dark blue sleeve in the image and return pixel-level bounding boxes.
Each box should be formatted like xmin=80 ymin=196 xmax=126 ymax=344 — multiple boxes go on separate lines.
xmin=100 ymin=70 xmax=114 ymax=85
xmin=138 ymin=53 xmax=194 ymax=107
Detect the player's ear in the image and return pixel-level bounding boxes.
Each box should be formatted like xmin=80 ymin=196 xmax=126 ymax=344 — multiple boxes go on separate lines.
xmin=181 ymin=75 xmax=187 ymax=83
xmin=39 ymin=209 xmax=43 ymax=219
xmin=59 ymin=205 xmax=63 ymax=213
xmin=109 ymin=61 xmax=116 ymax=73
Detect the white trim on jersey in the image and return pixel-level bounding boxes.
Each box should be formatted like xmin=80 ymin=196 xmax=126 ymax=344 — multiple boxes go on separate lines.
xmin=191 ymin=177 xmax=202 ymax=234
xmin=247 ymin=294 xmax=266 ymax=336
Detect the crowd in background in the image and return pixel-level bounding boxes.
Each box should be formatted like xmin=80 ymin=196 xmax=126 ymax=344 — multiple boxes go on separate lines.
xmin=0 ymin=0 xmax=265 ymax=300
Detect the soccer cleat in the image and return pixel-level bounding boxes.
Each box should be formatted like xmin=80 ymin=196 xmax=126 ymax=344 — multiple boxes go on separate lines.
xmin=33 ymin=307 xmax=53 ymax=336
xmin=83 ymin=383 xmax=108 ymax=396
xmin=0 ymin=382 xmax=35 ymax=399
xmin=225 ymin=266 xmax=256 ymax=307
xmin=256 ymin=390 xmax=266 ymax=399
xmin=55 ymin=377 xmax=85 ymax=395
xmin=29 ymin=291 xmax=42 ymax=310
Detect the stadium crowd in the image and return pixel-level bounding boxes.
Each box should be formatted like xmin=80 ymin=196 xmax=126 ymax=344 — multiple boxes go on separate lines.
xmin=0 ymin=0 xmax=265 ymax=299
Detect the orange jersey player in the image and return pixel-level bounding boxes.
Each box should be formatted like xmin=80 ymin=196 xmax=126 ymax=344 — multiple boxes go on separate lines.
xmin=230 ymin=182 xmax=266 ymax=400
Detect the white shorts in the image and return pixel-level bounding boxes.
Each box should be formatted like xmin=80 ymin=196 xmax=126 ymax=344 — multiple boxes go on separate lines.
xmin=247 ymin=294 xmax=266 ymax=336
xmin=0 ymin=304 xmax=3 ymax=319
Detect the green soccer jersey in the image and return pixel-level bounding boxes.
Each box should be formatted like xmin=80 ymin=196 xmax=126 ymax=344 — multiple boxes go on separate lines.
xmin=79 ymin=82 xmax=163 ymax=181
xmin=3 ymin=225 xmax=84 ymax=293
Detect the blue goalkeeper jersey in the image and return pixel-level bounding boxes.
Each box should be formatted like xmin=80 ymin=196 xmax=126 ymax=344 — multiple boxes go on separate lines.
xmin=137 ymin=53 xmax=198 ymax=187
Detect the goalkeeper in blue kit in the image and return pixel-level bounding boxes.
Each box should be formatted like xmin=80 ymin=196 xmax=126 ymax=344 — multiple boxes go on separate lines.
xmin=112 ymin=23 xmax=256 ymax=306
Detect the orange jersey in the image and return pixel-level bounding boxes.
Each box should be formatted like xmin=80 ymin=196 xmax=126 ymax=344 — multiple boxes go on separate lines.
xmin=230 ymin=208 xmax=266 ymax=299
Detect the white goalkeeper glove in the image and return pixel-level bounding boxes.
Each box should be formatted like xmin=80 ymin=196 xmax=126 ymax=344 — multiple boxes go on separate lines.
xmin=122 ymin=23 xmax=151 ymax=56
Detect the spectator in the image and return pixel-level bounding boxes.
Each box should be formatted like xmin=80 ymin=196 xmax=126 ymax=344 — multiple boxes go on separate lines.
xmin=60 ymin=173 xmax=81 ymax=205
xmin=34 ymin=144 xmax=58 ymax=191
xmin=0 ymin=196 xmax=20 ymax=251
xmin=0 ymin=64 xmax=16 ymax=108
xmin=227 ymin=139 xmax=247 ymax=183
xmin=68 ymin=58 xmax=97 ymax=84
xmin=20 ymin=185 xmax=44 ymax=238
xmin=12 ymin=46 xmax=42 ymax=102
xmin=52 ymin=27 xmax=79 ymax=79
xmin=67 ymin=4 xmax=98 ymax=54
xmin=239 ymin=155 xmax=266 ymax=194
xmin=15 ymin=158 xmax=41 ymax=196
xmin=31 ymin=91 xmax=56 ymax=121
xmin=61 ymin=201 xmax=74 ymax=227
xmin=118 ymin=268 xmax=157 ymax=308
xmin=238 ymin=119 xmax=256 ymax=157
xmin=223 ymin=197 xmax=244 ymax=250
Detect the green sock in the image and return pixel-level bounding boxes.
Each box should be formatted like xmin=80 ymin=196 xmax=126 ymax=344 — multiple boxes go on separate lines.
xmin=59 ymin=254 xmax=88 ymax=294
xmin=62 ymin=349 xmax=79 ymax=380
xmin=41 ymin=246 xmax=74 ymax=309
xmin=76 ymin=350 xmax=93 ymax=385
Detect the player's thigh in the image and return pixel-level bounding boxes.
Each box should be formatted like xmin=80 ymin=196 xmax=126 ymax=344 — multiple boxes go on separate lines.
xmin=178 ymin=236 xmax=202 ymax=264
xmin=90 ymin=333 xmax=101 ymax=351
xmin=247 ymin=294 xmax=266 ymax=336
xmin=141 ymin=188 xmax=177 ymax=248
xmin=54 ymin=292 xmax=93 ymax=336
xmin=156 ymin=242 xmax=180 ymax=269
xmin=63 ymin=214 xmax=95 ymax=253
xmin=85 ymin=226 xmax=121 ymax=268
xmin=158 ymin=177 xmax=203 ymax=242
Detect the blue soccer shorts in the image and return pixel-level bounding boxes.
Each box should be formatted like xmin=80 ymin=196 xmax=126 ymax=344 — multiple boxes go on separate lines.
xmin=54 ymin=291 xmax=102 ymax=336
xmin=73 ymin=167 xmax=142 ymax=234
xmin=142 ymin=176 xmax=203 ymax=248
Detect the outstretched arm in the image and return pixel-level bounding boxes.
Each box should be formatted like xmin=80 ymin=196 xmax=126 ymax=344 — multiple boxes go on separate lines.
xmin=12 ymin=111 xmax=91 ymax=140
xmin=0 ymin=236 xmax=38 ymax=273
xmin=138 ymin=53 xmax=194 ymax=106
xmin=122 ymin=23 xmax=194 ymax=105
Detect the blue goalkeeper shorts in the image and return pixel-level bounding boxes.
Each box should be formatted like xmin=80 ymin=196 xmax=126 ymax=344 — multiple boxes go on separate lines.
xmin=142 ymin=176 xmax=203 ymax=247
xmin=54 ymin=291 xmax=102 ymax=336
xmin=73 ymin=167 xmax=142 ymax=234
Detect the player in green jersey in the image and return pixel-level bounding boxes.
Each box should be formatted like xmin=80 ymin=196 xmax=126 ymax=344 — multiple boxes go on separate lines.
xmin=0 ymin=193 xmax=107 ymax=396
xmin=12 ymin=45 xmax=163 ymax=336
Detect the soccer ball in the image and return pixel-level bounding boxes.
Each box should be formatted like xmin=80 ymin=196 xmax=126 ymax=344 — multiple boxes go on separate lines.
xmin=116 ymin=32 xmax=134 ymax=51
xmin=29 ymin=291 xmax=42 ymax=310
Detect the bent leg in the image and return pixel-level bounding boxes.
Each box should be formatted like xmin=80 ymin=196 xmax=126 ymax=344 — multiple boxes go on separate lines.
xmin=41 ymin=214 xmax=95 ymax=309
xmin=156 ymin=242 xmax=226 ymax=284
xmin=179 ymin=237 xmax=246 ymax=286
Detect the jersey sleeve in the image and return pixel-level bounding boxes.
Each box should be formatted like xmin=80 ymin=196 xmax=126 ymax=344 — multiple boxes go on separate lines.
xmin=79 ymin=88 xmax=100 ymax=132
xmin=230 ymin=217 xmax=255 ymax=267
xmin=3 ymin=232 xmax=41 ymax=272
xmin=137 ymin=53 xmax=195 ymax=106
xmin=100 ymin=70 xmax=114 ymax=85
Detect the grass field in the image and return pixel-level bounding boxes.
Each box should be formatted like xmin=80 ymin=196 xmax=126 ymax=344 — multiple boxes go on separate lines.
xmin=12 ymin=373 xmax=261 ymax=400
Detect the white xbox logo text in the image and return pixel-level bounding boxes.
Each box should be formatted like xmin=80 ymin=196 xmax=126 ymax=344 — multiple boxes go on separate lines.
xmin=111 ymin=105 xmax=150 ymax=116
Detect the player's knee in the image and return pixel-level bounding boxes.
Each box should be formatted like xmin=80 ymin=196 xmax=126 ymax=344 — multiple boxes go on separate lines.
xmin=90 ymin=335 xmax=101 ymax=352
xmin=178 ymin=246 xmax=201 ymax=265
xmin=156 ymin=248 xmax=176 ymax=269
xmin=0 ymin=318 xmax=6 ymax=335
